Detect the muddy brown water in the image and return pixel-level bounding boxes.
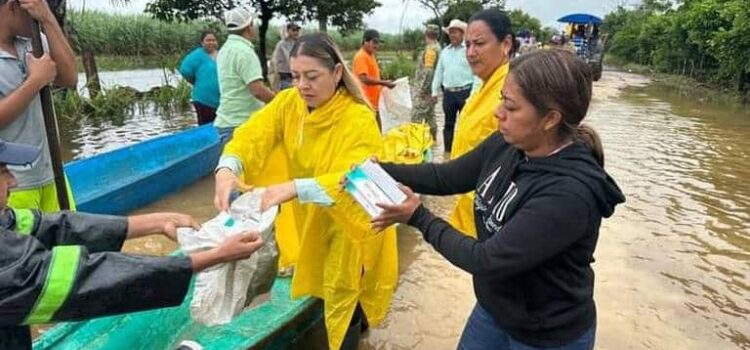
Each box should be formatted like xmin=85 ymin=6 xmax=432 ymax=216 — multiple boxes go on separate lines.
xmin=53 ymin=70 xmax=748 ymax=349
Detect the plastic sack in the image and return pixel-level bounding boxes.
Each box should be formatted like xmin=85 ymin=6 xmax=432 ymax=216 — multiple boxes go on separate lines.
xmin=378 ymin=77 xmax=412 ymax=121
xmin=177 ymin=189 xmax=279 ymax=326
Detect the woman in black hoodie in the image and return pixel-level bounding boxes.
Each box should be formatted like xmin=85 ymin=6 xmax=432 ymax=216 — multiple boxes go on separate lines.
xmin=373 ymin=49 xmax=625 ymax=349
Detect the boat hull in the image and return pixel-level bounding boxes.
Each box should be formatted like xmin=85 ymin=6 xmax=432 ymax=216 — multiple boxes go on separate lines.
xmin=34 ymin=125 xmax=321 ymax=350
xmin=64 ymin=125 xmax=222 ymax=215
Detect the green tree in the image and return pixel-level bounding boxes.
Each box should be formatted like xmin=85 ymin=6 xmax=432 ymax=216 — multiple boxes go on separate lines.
xmin=443 ymin=0 xmax=483 ymax=22
xmin=303 ymin=0 xmax=380 ymax=33
xmin=146 ymin=0 xmax=303 ymax=78
xmin=507 ymin=8 xmax=541 ymax=36
xmin=640 ymin=0 xmax=673 ymax=12
xmin=538 ymin=26 xmax=555 ymax=44
xmin=145 ymin=0 xmax=381 ymax=77
xmin=602 ymin=0 xmax=750 ymax=92
xmin=423 ymin=0 xmax=511 ymax=45
xmin=427 ymin=4 xmax=541 ymax=36
xmin=700 ymin=0 xmax=750 ymax=90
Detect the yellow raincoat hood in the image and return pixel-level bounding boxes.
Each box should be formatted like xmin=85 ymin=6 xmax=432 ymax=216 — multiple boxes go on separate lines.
xmin=223 ymin=88 xmax=398 ymax=350
xmin=449 ymin=62 xmax=509 ymax=237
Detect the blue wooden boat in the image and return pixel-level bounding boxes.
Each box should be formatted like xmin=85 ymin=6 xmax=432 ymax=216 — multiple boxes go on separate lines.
xmin=64 ymin=124 xmax=221 ymax=215
xmin=33 ymin=125 xmax=321 ymax=350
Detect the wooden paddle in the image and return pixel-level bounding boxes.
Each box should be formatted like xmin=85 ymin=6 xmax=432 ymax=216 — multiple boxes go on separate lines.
xmin=29 ymin=19 xmax=69 ymax=210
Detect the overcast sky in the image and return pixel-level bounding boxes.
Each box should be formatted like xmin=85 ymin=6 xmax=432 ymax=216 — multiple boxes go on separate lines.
xmin=68 ymin=0 xmax=636 ymax=33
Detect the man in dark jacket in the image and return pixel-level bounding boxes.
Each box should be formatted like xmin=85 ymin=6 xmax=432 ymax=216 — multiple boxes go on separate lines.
xmin=0 ymin=140 xmax=265 ymax=349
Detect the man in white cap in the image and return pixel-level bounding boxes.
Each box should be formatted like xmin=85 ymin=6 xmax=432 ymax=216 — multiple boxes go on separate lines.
xmin=214 ymin=7 xmax=275 ymax=145
xmin=271 ymin=22 xmax=301 ymax=91
xmin=431 ymin=19 xmax=474 ymax=153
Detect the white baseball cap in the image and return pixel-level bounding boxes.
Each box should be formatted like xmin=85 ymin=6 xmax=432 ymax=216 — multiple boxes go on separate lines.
xmin=224 ymin=7 xmax=255 ymax=31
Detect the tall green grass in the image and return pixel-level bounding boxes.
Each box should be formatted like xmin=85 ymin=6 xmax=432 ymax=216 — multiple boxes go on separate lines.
xmin=69 ymin=12 xmax=424 ymax=62
xmin=69 ymin=11 xmax=222 ymax=57
xmin=381 ymin=54 xmax=417 ymax=80
xmin=74 ymin=54 xmax=184 ymax=72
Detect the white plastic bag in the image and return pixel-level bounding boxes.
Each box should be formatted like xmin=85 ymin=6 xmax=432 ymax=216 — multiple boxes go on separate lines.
xmin=177 ymin=189 xmax=279 ymax=326
xmin=378 ymin=77 xmax=412 ymax=122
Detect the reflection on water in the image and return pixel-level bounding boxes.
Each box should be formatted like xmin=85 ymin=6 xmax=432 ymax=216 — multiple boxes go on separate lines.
xmin=586 ymin=73 xmax=749 ymax=349
xmin=59 ymin=109 xmax=195 ymax=161
xmin=59 ymin=70 xmax=749 ymax=349
xmin=75 ymin=69 xmax=181 ymax=96
xmin=61 ymin=68 xmax=193 ymax=161
xmin=363 ymin=71 xmax=750 ymax=349
xmin=124 ymin=176 xmax=216 ymax=254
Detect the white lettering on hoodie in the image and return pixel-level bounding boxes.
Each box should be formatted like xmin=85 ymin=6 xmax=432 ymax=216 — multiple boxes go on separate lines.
xmin=476 ymin=164 xmax=519 ymax=232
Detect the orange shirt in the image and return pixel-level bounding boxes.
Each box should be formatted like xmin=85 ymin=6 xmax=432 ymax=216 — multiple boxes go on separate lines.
xmin=352 ymin=48 xmax=382 ymax=109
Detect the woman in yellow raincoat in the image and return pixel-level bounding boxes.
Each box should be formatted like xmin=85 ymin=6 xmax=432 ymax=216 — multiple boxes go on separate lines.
xmin=451 ymin=9 xmax=514 ymax=237
xmin=213 ymin=33 xmax=397 ymax=350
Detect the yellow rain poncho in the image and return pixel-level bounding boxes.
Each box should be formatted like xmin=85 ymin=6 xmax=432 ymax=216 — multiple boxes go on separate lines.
xmin=449 ymin=63 xmax=509 ymax=237
xmin=382 ymin=122 xmax=433 ymax=164
xmin=242 ymin=146 xmax=299 ymax=270
xmin=223 ymin=88 xmax=398 ymax=350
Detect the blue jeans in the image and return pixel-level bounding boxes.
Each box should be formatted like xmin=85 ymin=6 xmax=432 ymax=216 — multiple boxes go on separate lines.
xmin=442 ymin=87 xmax=470 ymax=152
xmin=457 ymin=304 xmax=595 ymax=350
xmin=278 ymin=78 xmax=293 ymax=90
xmin=278 ymin=72 xmax=293 ymax=90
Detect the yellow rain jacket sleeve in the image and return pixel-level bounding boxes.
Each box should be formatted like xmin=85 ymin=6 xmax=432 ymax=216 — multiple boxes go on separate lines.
xmin=449 ymin=63 xmax=509 ymax=237
xmin=223 ymin=95 xmax=300 ymax=270
xmin=224 ymin=89 xmax=398 ymax=350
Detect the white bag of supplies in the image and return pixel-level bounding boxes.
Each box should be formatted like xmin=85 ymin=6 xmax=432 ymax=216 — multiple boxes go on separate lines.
xmin=378 ymin=77 xmax=412 ymax=121
xmin=177 ymin=189 xmax=279 ymax=325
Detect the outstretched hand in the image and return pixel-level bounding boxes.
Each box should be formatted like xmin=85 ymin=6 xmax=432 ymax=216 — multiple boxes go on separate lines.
xmin=190 ymin=232 xmax=264 ymax=272
xmin=371 ymin=184 xmax=421 ymax=231
xmin=161 ymin=213 xmax=201 ymax=241
xmin=260 ymin=182 xmax=297 ymax=211
xmin=340 ymin=156 xmax=380 ymax=189
xmin=214 ymin=168 xmax=253 ymax=212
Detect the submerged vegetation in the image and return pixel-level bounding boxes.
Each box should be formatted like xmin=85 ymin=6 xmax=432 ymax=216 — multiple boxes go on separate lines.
xmin=54 ymin=80 xmax=192 ymax=123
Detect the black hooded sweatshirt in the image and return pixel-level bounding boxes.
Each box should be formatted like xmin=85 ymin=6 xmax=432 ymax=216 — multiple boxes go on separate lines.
xmin=381 ymin=132 xmax=625 ymax=347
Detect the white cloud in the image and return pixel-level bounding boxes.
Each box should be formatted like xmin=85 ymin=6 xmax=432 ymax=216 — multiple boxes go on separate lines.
xmin=364 ymin=0 xmax=433 ymax=33
xmin=506 ymin=0 xmax=611 ymax=28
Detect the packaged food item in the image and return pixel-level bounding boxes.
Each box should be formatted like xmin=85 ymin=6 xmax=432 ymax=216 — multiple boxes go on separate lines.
xmin=345 ymin=159 xmax=406 ymax=217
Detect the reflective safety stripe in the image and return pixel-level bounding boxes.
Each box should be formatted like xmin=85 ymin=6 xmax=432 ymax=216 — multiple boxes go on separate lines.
xmin=14 ymin=208 xmax=35 ymax=235
xmin=24 ymin=245 xmax=81 ymax=324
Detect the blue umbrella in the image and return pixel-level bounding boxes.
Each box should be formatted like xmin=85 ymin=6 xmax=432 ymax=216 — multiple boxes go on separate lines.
xmin=557 ymin=13 xmax=603 ymax=25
